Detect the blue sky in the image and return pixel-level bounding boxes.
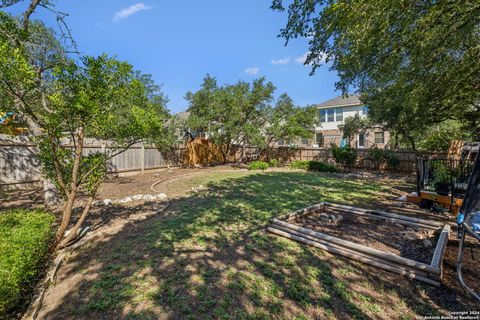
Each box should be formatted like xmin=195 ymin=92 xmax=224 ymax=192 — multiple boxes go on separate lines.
xmin=5 ymin=0 xmax=341 ymax=113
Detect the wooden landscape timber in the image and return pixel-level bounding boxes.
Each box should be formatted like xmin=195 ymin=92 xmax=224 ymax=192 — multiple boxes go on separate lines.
xmin=407 ymin=191 xmax=463 ymax=214
xmin=268 ymin=202 xmax=450 ymax=286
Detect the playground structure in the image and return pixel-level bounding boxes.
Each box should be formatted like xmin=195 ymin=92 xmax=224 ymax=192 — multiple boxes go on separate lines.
xmin=407 ymin=141 xmax=479 ymax=214
xmin=0 ymin=112 xmax=28 ymax=135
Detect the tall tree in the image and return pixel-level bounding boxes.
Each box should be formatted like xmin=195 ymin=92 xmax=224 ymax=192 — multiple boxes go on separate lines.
xmin=263 ymin=93 xmax=317 ymax=148
xmin=0 ymin=2 xmax=74 ymax=203
xmin=186 ymin=75 xmax=275 ymax=163
xmin=0 ymin=7 xmax=170 ymax=247
xmin=272 ymin=0 xmax=480 ymax=143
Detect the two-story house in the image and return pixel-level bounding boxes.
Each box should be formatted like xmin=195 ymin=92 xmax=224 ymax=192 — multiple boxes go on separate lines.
xmin=310 ymin=95 xmax=389 ymax=149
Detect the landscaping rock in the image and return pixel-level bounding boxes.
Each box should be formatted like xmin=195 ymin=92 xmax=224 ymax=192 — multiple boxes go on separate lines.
xmin=319 ymin=212 xmax=329 ymax=219
xmin=132 ymin=194 xmax=144 ymax=201
xmin=102 ymin=199 xmax=112 ymax=206
xmin=156 ymin=193 xmax=167 ymax=200
xmin=117 ymin=196 xmax=132 ymax=204
xmin=191 ymin=185 xmax=206 ymax=192
xmin=143 ymin=194 xmax=157 ymax=201
xmin=401 ymin=231 xmax=419 ymax=241
xmin=423 ymin=239 xmax=433 ymax=248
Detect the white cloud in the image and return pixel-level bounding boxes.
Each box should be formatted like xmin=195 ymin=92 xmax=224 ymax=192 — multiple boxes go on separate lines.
xmin=113 ymin=3 xmax=152 ymax=22
xmin=271 ymin=57 xmax=290 ymax=65
xmin=295 ymin=52 xmax=309 ymax=64
xmin=295 ymin=51 xmax=327 ymax=65
xmin=244 ymin=67 xmax=259 ymax=76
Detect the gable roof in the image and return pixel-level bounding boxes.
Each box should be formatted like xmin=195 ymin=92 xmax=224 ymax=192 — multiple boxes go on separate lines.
xmin=316 ymin=95 xmax=363 ymax=109
xmin=175 ymin=110 xmax=190 ymax=120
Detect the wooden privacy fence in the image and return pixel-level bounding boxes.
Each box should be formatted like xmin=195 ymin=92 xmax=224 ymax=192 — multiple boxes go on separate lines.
xmin=243 ymin=147 xmax=447 ymax=173
xmin=0 ymin=134 xmax=447 ymax=188
xmin=0 ymin=135 xmax=185 ymax=188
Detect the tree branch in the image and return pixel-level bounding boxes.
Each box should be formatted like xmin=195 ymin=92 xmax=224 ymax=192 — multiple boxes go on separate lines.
xmin=22 ymin=0 xmax=42 ymax=32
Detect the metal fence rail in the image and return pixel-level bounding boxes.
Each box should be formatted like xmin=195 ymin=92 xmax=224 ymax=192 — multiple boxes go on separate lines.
xmin=417 ymin=157 xmax=475 ymax=198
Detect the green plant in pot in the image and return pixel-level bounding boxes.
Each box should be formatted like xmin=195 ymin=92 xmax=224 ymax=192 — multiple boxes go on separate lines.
xmin=431 ymin=161 xmax=451 ymax=196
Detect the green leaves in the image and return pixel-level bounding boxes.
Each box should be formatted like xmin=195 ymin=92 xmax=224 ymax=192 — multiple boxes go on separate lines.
xmin=186 ymin=75 xmax=275 ymax=160
xmin=37 ymin=54 xmax=169 ymax=196
xmin=265 ymin=93 xmax=317 ymax=148
xmin=186 ymin=75 xmax=317 ymax=155
xmin=47 ymin=55 xmax=168 ymax=146
xmin=274 ymin=0 xmax=480 ymax=142
xmin=338 ymin=114 xmax=370 ymax=144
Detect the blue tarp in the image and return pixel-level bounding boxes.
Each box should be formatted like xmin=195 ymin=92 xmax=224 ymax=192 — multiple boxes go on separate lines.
xmin=0 ymin=112 xmax=14 ymax=124
xmin=460 ymin=211 xmax=480 ymax=232
xmin=471 ymin=212 xmax=480 ymax=232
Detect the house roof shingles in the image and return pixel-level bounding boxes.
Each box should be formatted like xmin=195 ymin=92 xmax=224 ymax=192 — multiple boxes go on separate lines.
xmin=316 ymin=95 xmax=363 ymax=108
xmin=175 ymin=111 xmax=190 ymax=120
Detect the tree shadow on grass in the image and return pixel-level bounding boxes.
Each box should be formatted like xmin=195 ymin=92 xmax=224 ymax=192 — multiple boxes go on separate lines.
xmin=38 ymin=172 xmax=477 ymax=319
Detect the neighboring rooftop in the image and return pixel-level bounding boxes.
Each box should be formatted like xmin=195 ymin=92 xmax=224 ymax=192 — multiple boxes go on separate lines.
xmin=316 ymin=95 xmax=362 ymax=108
xmin=175 ymin=110 xmax=190 ymax=120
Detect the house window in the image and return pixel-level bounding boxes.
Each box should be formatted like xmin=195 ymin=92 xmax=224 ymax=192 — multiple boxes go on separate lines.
xmin=315 ymin=132 xmax=323 ymax=147
xmin=327 ymin=108 xmax=335 ymax=122
xmin=362 ymin=106 xmax=369 ymax=115
xmin=301 ymin=138 xmax=309 ymax=146
xmin=319 ymin=109 xmax=326 ymax=123
xmin=277 ymin=139 xmax=285 ymax=146
xmin=374 ymin=132 xmax=384 ymax=144
xmin=358 ymin=133 xmax=365 ymax=148
xmin=335 ymin=108 xmax=343 ymax=122
xmin=320 ymin=108 xmax=343 ymax=123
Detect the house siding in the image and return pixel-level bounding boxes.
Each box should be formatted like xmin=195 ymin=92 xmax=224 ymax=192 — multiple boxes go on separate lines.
xmin=313 ymin=97 xmax=390 ymax=149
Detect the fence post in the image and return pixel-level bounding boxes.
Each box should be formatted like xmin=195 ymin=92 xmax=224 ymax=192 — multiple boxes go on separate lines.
xmin=299 ymin=148 xmax=302 ymax=161
xmin=141 ymin=143 xmax=145 ymax=174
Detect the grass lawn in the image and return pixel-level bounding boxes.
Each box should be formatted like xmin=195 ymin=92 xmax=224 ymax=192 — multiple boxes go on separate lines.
xmin=0 ymin=209 xmax=54 ymax=318
xmin=38 ymin=171 xmax=475 ymax=319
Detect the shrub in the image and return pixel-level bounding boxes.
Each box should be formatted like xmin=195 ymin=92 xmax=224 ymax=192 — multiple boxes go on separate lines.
xmin=366 ymin=147 xmax=384 ymax=163
xmin=290 ymin=160 xmax=337 ymax=173
xmin=248 ymin=161 xmax=269 ymax=171
xmin=432 ymin=161 xmax=451 ymax=184
xmin=385 ymin=152 xmax=400 ymax=169
xmin=0 ymin=209 xmax=54 ymax=317
xmin=268 ymin=159 xmax=279 ymax=167
xmin=307 ymin=161 xmax=338 ymax=173
xmin=290 ymin=160 xmax=310 ymax=170
xmin=331 ymin=144 xmax=357 ymax=167
xmin=366 ymin=147 xmax=400 ymax=170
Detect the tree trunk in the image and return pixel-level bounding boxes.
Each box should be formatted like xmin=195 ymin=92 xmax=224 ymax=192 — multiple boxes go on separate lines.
xmin=222 ymin=142 xmax=230 ymax=164
xmin=55 ymin=127 xmax=85 ymax=242
xmin=408 ymin=136 xmax=416 ymax=152
xmin=58 ymin=195 xmax=94 ymax=248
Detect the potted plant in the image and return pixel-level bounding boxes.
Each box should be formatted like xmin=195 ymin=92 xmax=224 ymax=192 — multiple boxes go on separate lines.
xmin=432 ymin=161 xmax=451 ymax=196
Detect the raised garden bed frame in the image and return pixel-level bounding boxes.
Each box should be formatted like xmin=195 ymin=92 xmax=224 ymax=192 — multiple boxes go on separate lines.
xmin=267 ymin=202 xmax=450 ymax=286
